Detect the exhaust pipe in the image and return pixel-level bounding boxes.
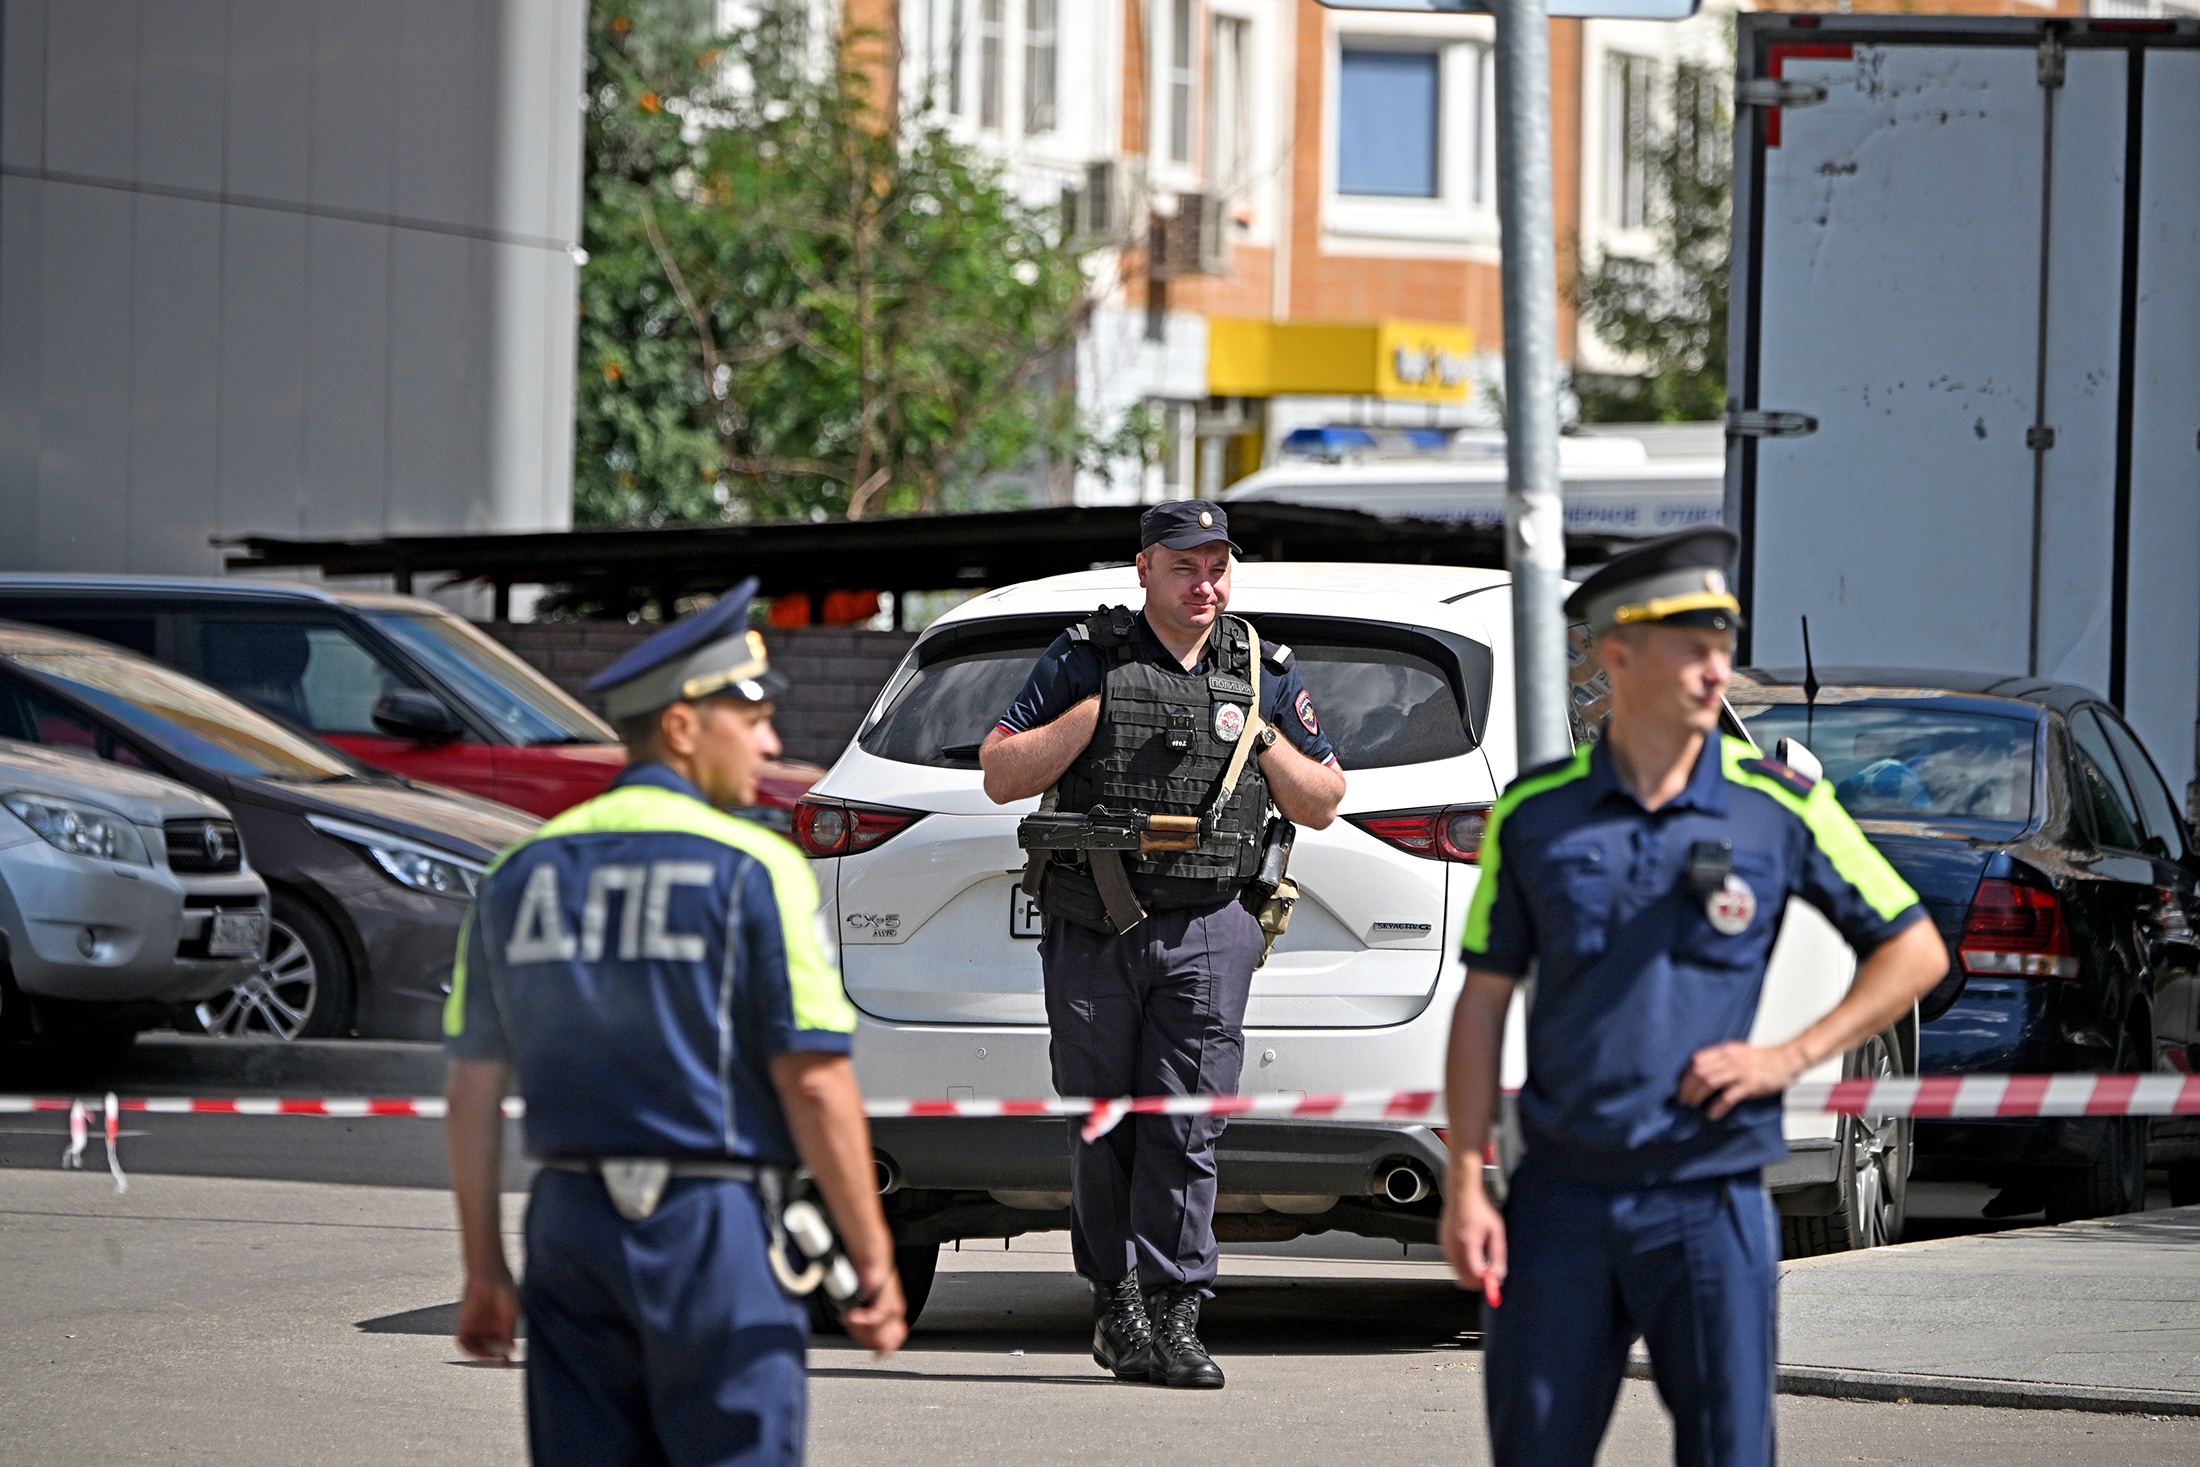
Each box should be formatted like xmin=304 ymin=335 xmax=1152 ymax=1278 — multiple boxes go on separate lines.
xmin=873 ymin=1153 xmax=902 ymax=1196
xmin=1380 ymin=1162 xmax=1432 ymax=1205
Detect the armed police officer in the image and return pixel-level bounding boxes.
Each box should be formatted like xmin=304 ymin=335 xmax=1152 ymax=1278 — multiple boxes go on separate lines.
xmin=444 ymin=580 xmax=905 ymax=1465
xmin=1439 ymin=528 xmax=1947 ymax=1467
xmin=980 ymin=501 xmax=1346 ymax=1390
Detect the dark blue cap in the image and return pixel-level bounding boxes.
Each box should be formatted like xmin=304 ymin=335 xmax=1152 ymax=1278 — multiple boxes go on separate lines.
xmin=585 ymin=578 xmax=787 ymax=720
xmin=1139 ymin=500 xmax=1239 ymax=553
xmin=1564 ymin=528 xmax=1744 ymax=635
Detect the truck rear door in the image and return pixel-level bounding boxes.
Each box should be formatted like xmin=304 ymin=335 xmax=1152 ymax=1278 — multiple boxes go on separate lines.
xmin=1729 ymin=16 xmax=2200 ymax=803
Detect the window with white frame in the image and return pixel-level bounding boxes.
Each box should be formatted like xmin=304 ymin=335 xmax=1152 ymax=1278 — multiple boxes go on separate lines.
xmin=1208 ymin=14 xmax=1250 ymax=190
xmin=1338 ymin=48 xmax=1440 ymax=198
xmin=1327 ymin=33 xmax=1495 ymax=239
xmin=1604 ymin=52 xmax=1655 ymax=230
xmin=1024 ymin=0 xmax=1057 ymax=134
xmin=1167 ymin=0 xmax=1195 ymax=165
xmin=1673 ymin=62 xmax=1722 ymax=187
xmin=979 ymin=0 xmax=1004 ymax=130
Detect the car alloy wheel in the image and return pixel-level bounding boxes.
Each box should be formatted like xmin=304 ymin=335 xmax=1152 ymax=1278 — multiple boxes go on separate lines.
xmin=1844 ymin=1031 xmax=1910 ymax=1250
xmin=195 ymin=915 xmax=319 ymax=1041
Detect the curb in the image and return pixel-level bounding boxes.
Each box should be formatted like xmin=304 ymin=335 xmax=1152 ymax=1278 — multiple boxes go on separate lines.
xmin=1624 ymin=1358 xmax=2200 ymax=1417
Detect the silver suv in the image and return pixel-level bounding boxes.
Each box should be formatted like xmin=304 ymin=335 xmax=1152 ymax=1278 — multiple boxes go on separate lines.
xmin=0 ymin=740 xmax=268 ymax=1054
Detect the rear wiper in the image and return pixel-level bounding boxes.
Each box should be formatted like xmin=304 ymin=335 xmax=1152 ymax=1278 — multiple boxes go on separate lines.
xmin=940 ymin=741 xmax=986 ymax=762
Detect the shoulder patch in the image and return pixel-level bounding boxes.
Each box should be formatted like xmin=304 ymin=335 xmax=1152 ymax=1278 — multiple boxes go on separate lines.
xmin=1261 ymin=638 xmax=1295 ymax=673
xmin=1739 ymin=756 xmax=1817 ymax=799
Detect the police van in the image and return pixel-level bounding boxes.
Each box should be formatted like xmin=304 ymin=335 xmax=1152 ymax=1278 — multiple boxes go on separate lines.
xmin=1221 ymin=426 xmax=1726 ymax=541
xmin=796 ymin=563 xmax=1907 ymax=1322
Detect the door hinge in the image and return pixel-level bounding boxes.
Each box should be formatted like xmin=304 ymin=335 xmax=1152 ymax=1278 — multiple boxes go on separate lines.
xmin=1735 ymin=78 xmax=1828 ymax=110
xmin=2039 ymin=35 xmax=2066 ymax=90
xmin=1726 ymin=409 xmax=1819 ymax=439
xmin=2026 ymin=425 xmax=2057 ymax=451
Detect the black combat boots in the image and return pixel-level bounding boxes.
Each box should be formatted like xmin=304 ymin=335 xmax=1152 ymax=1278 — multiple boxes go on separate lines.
xmin=1091 ymin=1275 xmax=1155 ymax=1380
xmin=1145 ymin=1287 xmax=1226 ymax=1389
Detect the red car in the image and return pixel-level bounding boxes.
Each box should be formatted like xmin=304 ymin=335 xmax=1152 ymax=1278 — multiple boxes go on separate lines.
xmin=0 ymin=577 xmax=823 ymax=821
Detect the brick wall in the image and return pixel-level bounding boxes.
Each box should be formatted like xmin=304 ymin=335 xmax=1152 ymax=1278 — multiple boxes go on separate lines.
xmin=488 ymin=622 xmax=918 ymax=769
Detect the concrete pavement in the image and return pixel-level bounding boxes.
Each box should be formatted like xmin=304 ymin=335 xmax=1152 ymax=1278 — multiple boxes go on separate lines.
xmin=4 ymin=1164 xmax=2198 ymax=1465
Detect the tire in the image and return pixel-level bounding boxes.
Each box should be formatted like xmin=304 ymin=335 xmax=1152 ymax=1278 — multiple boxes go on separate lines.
xmin=2043 ymin=1115 xmax=2148 ymax=1223
xmin=1781 ymin=1027 xmax=1911 ymax=1259
xmin=807 ymin=1240 xmax=940 ymax=1336
xmin=194 ymin=893 xmax=354 ymax=1041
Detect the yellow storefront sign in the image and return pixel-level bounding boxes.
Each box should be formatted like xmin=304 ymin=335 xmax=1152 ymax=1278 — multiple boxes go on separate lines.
xmin=1207 ymin=317 xmax=1473 ymax=403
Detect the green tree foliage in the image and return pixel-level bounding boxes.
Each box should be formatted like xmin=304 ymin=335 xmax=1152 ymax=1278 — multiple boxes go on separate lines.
xmin=575 ymin=1 xmax=1091 ymax=525
xmin=1573 ymin=68 xmax=1730 ymax=424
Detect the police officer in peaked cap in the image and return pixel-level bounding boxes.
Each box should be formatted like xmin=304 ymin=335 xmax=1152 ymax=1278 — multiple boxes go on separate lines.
xmin=981 ymin=501 xmax=1348 ymax=1389
xmin=444 ymin=578 xmax=905 ymax=1465
xmin=1437 ymin=527 xmax=1948 ymax=1466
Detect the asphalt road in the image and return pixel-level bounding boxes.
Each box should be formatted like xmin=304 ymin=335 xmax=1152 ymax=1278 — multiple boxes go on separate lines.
xmin=4 ymin=1035 xmax=2195 ymax=1466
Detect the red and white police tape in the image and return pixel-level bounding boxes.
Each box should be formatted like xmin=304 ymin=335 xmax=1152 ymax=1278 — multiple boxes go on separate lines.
xmin=5 ymin=1071 xmax=2196 ymax=1142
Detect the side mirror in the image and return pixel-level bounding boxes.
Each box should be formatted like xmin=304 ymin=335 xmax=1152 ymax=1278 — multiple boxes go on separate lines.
xmin=371 ymin=690 xmax=462 ymax=745
xmin=1774 ymin=736 xmax=1825 ymax=784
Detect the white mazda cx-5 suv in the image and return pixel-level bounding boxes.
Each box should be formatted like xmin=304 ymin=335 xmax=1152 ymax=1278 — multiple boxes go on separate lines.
xmin=797 ymin=563 xmax=1909 ymax=1322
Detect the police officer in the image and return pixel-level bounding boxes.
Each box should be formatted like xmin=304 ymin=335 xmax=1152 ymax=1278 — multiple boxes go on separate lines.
xmin=1439 ymin=528 xmax=1947 ymax=1467
xmin=979 ymin=501 xmax=1346 ymax=1389
xmin=444 ymin=579 xmax=905 ymax=1465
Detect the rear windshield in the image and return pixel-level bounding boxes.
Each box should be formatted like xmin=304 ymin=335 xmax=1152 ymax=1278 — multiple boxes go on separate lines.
xmin=860 ymin=624 xmax=1475 ymax=772
xmin=1731 ymin=701 xmax=2036 ymax=825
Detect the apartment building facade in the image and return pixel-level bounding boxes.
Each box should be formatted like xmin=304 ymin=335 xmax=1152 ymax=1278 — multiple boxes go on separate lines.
xmin=872 ymin=0 xmax=1748 ymax=503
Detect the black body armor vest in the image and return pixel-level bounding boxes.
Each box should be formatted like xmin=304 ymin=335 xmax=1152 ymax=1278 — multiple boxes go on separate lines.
xmin=1040 ymin=606 xmax=1270 ymax=930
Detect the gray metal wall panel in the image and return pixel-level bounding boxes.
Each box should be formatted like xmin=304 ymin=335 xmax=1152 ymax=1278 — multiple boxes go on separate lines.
xmin=2123 ymin=52 xmax=2200 ymax=802
xmin=387 ymin=230 xmax=488 ymax=530
xmin=3 ymin=1 xmax=47 ymax=169
xmin=2032 ymin=51 xmax=2129 ymax=695
xmin=127 ymin=193 xmax=223 ymax=572
xmin=223 ymin=0 xmax=312 ymax=204
xmin=35 ymin=182 xmax=133 ymax=570
xmin=0 ymin=177 xmax=46 ymax=548
xmin=0 ymin=0 xmax=585 ymax=570
xmin=491 ymin=0 xmax=554 ymax=240
xmin=302 ymin=215 xmax=392 ymax=537
xmin=394 ymin=0 xmax=492 ymax=232
xmin=43 ymin=0 xmax=138 ymax=181
xmin=136 ymin=0 xmax=229 ymax=195
xmin=309 ymin=0 xmax=399 ymax=217
xmin=216 ymin=206 xmax=308 ymax=536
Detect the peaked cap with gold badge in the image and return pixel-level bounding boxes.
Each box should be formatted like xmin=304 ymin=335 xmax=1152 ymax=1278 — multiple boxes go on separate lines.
xmin=585 ymin=577 xmax=788 ymax=722
xmin=1563 ymin=526 xmax=1745 ymax=636
xmin=1139 ymin=499 xmax=1242 ymax=554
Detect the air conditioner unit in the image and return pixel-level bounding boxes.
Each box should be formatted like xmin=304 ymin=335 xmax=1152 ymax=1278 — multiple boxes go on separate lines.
xmin=1164 ymin=191 xmax=1230 ymax=277
xmin=1068 ymin=158 xmax=1146 ymax=249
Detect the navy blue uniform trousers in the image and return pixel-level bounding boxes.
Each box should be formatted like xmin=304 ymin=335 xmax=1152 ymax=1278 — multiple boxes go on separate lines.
xmin=1041 ymin=897 xmax=1263 ymax=1293
xmin=522 ymin=1169 xmax=808 ymax=1467
xmin=1485 ymin=1159 xmax=1780 ymax=1467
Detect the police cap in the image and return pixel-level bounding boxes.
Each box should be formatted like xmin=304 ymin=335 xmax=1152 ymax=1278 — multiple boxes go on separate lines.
xmin=1564 ymin=527 xmax=1745 ymax=636
xmin=1140 ymin=500 xmax=1241 ymax=554
xmin=585 ymin=577 xmax=788 ymax=722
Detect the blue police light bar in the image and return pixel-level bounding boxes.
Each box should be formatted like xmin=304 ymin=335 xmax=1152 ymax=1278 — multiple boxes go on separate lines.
xmin=1319 ymin=0 xmax=1702 ymax=19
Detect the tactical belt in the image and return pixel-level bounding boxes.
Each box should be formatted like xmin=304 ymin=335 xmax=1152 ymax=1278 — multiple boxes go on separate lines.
xmin=542 ymin=1155 xmax=764 ymax=1221
xmin=540 ymin=1156 xmax=861 ymax=1305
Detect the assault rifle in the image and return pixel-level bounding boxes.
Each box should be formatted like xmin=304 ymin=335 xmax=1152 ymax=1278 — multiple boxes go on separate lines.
xmin=1016 ymin=808 xmax=1203 ymax=932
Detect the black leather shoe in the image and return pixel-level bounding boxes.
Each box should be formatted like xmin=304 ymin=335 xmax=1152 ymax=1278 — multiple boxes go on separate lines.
xmin=1091 ymin=1276 xmax=1155 ymax=1379
xmin=1145 ymin=1287 xmax=1225 ymax=1389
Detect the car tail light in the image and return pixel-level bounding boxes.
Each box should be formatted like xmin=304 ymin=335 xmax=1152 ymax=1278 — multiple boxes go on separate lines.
xmin=1959 ymin=877 xmax=2080 ymax=979
xmin=1349 ymin=805 xmax=1490 ymax=863
xmin=793 ymin=796 xmax=924 ymax=858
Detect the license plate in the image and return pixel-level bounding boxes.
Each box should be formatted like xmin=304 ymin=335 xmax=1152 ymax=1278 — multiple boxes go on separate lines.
xmin=1009 ymin=887 xmax=1043 ymax=939
xmin=209 ymin=911 xmax=266 ymax=958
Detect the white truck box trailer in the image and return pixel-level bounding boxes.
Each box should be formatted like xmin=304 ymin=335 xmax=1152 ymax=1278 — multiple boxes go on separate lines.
xmin=1726 ymin=14 xmax=2200 ymax=811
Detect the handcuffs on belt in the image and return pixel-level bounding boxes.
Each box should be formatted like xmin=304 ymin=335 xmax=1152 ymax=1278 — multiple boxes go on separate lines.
xmin=548 ymin=1157 xmax=864 ymax=1307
